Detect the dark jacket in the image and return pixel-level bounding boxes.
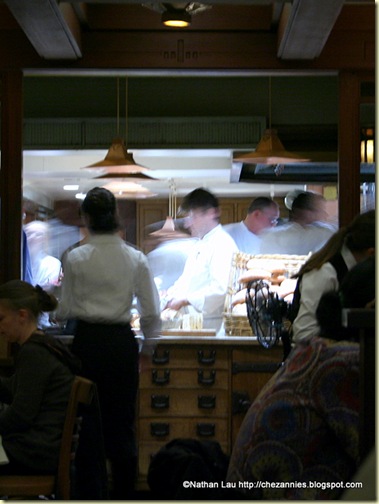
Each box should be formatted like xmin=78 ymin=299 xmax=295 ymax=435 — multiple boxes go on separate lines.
xmin=0 ymin=332 xmax=80 ymax=473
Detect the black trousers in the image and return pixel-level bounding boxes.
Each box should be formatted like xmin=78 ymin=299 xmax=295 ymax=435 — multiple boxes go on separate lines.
xmin=72 ymin=320 xmax=139 ymax=499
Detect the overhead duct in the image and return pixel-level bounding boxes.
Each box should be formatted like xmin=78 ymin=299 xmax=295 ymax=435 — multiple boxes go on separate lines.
xmin=234 ymin=162 xmax=375 ymax=184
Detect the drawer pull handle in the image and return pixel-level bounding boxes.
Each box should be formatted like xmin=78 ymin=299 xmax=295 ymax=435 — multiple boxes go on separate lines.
xmin=198 ymin=395 xmax=216 ymax=409
xmin=198 ymin=369 xmax=216 ymax=385
xmin=152 ymin=369 xmax=170 ymax=385
xmin=151 ymin=394 xmax=169 ymax=409
xmin=198 ymin=350 xmax=216 ymax=365
xmin=232 ymin=391 xmax=251 ymax=414
xmin=150 ymin=422 xmax=170 ymax=437
xmin=197 ymin=423 xmax=215 ymax=437
xmin=152 ymin=349 xmax=170 ymax=365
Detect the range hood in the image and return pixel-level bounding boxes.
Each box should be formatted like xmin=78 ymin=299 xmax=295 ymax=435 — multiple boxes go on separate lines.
xmin=233 ymin=162 xmax=375 ymax=184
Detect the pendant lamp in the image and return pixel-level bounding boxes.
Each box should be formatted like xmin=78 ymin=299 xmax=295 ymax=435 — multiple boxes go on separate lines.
xmin=90 ymin=138 xmax=154 ymax=179
xmin=102 ymin=180 xmax=156 ymax=199
xmin=234 ymin=77 xmax=310 ymax=164
xmin=83 ymin=78 xmax=154 ymax=178
xmin=149 ymin=179 xmax=189 ymax=240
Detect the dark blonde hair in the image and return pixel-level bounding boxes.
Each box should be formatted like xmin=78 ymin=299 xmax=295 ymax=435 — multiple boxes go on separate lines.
xmin=0 ymin=280 xmax=58 ymax=320
xmin=294 ymin=210 xmax=375 ymax=278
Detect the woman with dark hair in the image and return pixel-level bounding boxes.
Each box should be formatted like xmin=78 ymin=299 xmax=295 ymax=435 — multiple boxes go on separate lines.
xmin=58 ymin=187 xmax=161 ymax=499
xmin=0 ymin=280 xmax=79 ymax=475
xmin=291 ymin=209 xmax=375 ymax=344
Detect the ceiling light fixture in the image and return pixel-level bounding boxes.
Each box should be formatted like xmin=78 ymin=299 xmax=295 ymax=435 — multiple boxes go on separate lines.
xmin=103 ymin=181 xmax=156 ymax=199
xmin=234 ymin=77 xmax=310 ymax=165
xmin=162 ymin=9 xmax=191 ymax=27
xmin=89 ymin=139 xmax=154 ymax=179
xmin=83 ymin=78 xmax=154 ymax=178
xmin=148 ymin=179 xmax=190 ymax=240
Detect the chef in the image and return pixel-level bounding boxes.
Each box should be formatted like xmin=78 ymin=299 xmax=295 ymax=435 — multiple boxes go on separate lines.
xmin=165 ymin=188 xmax=238 ymax=334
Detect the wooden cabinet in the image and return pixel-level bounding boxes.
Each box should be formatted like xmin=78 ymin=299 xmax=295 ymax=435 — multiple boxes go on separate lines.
xmin=231 ymin=345 xmax=283 ymax=444
xmin=137 ymin=344 xmax=230 ymax=484
xmin=137 ymin=337 xmax=283 ymax=489
xmin=136 ymin=199 xmax=169 ymax=253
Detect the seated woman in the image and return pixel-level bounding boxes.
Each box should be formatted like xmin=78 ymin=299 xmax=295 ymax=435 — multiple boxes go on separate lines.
xmin=291 ymin=209 xmax=375 ymax=344
xmin=0 ymin=280 xmax=80 ymax=475
xmin=226 ymin=256 xmax=375 ymax=500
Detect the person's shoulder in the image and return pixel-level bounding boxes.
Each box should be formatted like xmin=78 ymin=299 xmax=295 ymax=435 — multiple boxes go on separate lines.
xmin=218 ymin=226 xmax=239 ymax=248
xmin=289 ymin=335 xmax=358 ymax=365
xmin=310 ymin=221 xmax=337 ymax=232
xmin=317 ymin=337 xmax=359 ymax=366
xmin=41 ymin=254 xmax=61 ymax=265
xmin=71 ymin=239 xmax=94 ymax=253
xmin=306 ymin=223 xmax=335 ymax=236
xmin=262 ymin=222 xmax=293 ymax=237
xmin=302 ymin=261 xmax=338 ymax=283
xmin=223 ymin=222 xmax=240 ymax=231
xmin=122 ymin=242 xmax=145 ymax=258
xmin=18 ymin=336 xmax=52 ymax=358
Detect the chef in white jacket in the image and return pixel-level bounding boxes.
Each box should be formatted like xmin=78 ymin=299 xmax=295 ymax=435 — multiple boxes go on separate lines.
xmin=165 ymin=188 xmax=238 ymax=334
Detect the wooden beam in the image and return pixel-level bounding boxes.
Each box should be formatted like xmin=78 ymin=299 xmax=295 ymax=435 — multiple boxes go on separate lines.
xmin=3 ymin=0 xmax=82 ymax=60
xmin=0 ymin=25 xmax=374 ymax=72
xmin=338 ymin=71 xmax=361 ymax=227
xmin=277 ymin=0 xmax=344 ymax=60
xmin=0 ymin=71 xmax=23 ymax=283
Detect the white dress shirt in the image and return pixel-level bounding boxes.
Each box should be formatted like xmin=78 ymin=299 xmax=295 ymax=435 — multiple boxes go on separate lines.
xmin=292 ymin=245 xmax=357 ymax=343
xmin=167 ymin=224 xmax=238 ymax=333
xmin=57 ymin=234 xmax=161 ymax=340
xmin=224 ymin=221 xmax=262 ymax=254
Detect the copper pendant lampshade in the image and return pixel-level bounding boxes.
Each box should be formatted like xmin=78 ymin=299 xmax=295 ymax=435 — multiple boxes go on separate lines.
xmin=234 ymin=77 xmax=310 ymax=165
xmin=82 ymin=78 xmax=154 ymax=179
xmin=149 ymin=215 xmax=190 ymax=240
xmin=148 ymin=179 xmax=189 ymax=240
xmin=234 ymin=128 xmax=309 ymax=164
xmin=85 ymin=137 xmax=154 ymax=179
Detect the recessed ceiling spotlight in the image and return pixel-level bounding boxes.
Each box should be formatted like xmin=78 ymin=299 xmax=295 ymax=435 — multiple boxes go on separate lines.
xmin=162 ymin=9 xmax=191 ymax=28
xmin=75 ymin=192 xmax=86 ymax=200
xmin=64 ymin=184 xmax=79 ymax=191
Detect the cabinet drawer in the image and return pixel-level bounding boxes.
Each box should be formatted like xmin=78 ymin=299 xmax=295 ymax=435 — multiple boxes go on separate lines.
xmin=138 ymin=439 xmax=230 ymax=477
xmin=139 ymin=417 xmax=229 ymax=443
xmin=232 ymin=346 xmax=282 ymax=366
xmin=149 ymin=346 xmax=228 ymax=369
xmin=139 ymin=389 xmax=228 ymax=417
xmin=140 ymin=368 xmax=229 ymax=389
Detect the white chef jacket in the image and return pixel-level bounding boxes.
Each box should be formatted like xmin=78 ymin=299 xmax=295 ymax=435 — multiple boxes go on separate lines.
xmin=292 ymin=245 xmax=357 ymax=343
xmin=224 ymin=221 xmax=262 ymax=254
xmin=29 ymin=251 xmax=61 ymax=328
xmin=57 ymin=234 xmax=161 ymax=341
xmin=31 ymin=251 xmax=61 ymax=288
xmin=259 ymin=221 xmax=335 ymax=255
xmin=147 ymin=237 xmax=197 ymax=291
xmin=167 ymin=224 xmax=238 ymax=333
